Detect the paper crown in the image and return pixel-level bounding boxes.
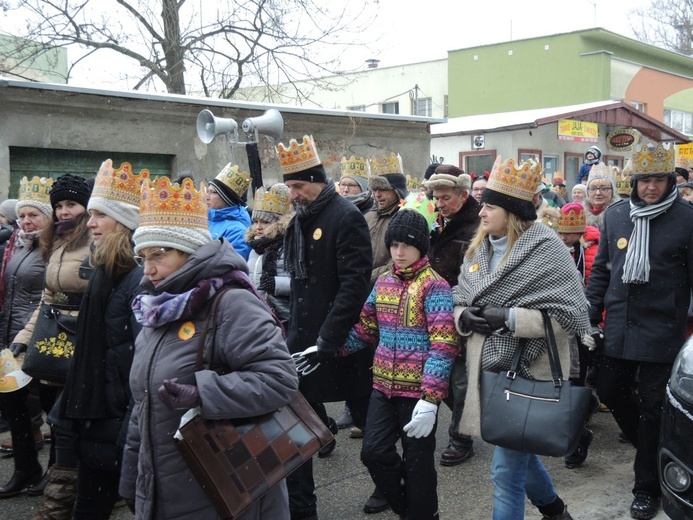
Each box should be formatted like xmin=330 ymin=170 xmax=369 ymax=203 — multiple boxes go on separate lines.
xmin=253 ymin=184 xmax=291 ymax=217
xmin=406 ymin=175 xmax=421 ymax=192
xmin=213 ymin=163 xmax=251 ymax=198
xmin=557 ymin=202 xmax=586 ymax=234
xmin=632 ymin=143 xmax=676 ymax=175
xmin=139 ymin=177 xmax=208 ymax=230
xmin=340 ymin=156 xmax=370 ymax=181
xmin=486 ymin=156 xmax=543 ymax=202
xmin=0 ymin=348 xmax=32 ymax=393
xmin=18 ymin=176 xmax=54 ymax=204
xmin=587 ymin=162 xmax=616 ymax=185
xmin=676 ymin=155 xmax=692 ymax=170
xmin=552 ymin=175 xmax=565 ymax=185
xmin=401 ymin=191 xmax=438 ymax=230
xmin=276 ymin=135 xmax=322 ymax=175
xmin=91 ymin=159 xmax=150 ymax=207
xmin=616 ymin=160 xmax=633 ymax=195
xmin=370 ymin=153 xmax=404 ymax=176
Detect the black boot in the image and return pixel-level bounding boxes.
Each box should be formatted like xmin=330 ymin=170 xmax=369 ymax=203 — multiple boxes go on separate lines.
xmin=318 ymin=417 xmax=338 ymax=458
xmin=0 ymin=468 xmax=43 ymax=498
xmin=363 ymin=487 xmax=389 ymax=514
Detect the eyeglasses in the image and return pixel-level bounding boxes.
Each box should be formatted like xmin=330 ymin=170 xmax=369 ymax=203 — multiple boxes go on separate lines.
xmin=133 ymin=247 xmax=173 ymax=267
xmin=472 ymin=188 xmax=485 ymax=193
xmin=340 ymin=183 xmax=360 ymax=189
xmin=588 ymin=185 xmax=612 ymax=193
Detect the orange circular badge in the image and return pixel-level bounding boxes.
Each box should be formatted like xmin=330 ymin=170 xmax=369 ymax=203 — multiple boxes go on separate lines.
xmin=617 ymin=237 xmax=628 ymax=250
xmin=469 ymin=263 xmax=479 ymax=273
xmin=313 ymin=228 xmax=323 ymax=240
xmin=178 ymin=321 xmax=196 ymax=341
xmin=407 ymin=282 xmax=419 ymax=295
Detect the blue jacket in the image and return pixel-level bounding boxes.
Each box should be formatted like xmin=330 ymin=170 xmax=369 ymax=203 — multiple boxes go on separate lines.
xmin=208 ymin=205 xmax=251 ymax=260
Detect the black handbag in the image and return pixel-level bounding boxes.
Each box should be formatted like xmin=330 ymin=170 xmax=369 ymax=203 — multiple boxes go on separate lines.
xmin=23 ymin=303 xmax=79 ymax=384
xmin=479 ymin=310 xmax=593 ymax=457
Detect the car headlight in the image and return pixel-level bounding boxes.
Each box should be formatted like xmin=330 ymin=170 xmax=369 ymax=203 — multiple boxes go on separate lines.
xmin=663 ymin=461 xmax=691 ymax=493
xmin=670 ymin=338 xmax=693 ymax=406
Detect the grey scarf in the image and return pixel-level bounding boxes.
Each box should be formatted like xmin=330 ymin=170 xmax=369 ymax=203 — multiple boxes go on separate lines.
xmin=284 ymin=180 xmax=336 ymax=280
xmin=622 ymin=186 xmax=678 ymax=284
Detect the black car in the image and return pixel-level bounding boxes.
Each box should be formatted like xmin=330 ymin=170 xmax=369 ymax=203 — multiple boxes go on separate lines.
xmin=659 ymin=337 xmax=693 ymax=519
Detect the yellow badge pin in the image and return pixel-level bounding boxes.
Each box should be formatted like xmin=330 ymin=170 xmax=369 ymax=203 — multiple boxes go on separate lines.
xmin=178 ymin=321 xmax=196 ymax=341
xmin=617 ymin=237 xmax=628 ymax=250
xmin=313 ymin=228 xmax=323 ymax=240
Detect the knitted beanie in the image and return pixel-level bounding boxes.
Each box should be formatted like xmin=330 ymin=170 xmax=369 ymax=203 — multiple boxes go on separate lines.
xmin=16 ymin=177 xmax=54 ymax=220
xmin=385 ymin=208 xmax=430 ymax=258
xmin=252 ymin=183 xmax=291 ymax=223
xmin=87 ymin=160 xmax=149 ymax=230
xmin=0 ymin=199 xmax=18 ymax=223
xmin=133 ymin=226 xmax=212 ymax=255
xmin=342 ymin=175 xmax=368 ymax=193
xmin=571 ymin=184 xmax=587 ymax=200
xmin=369 ymin=173 xmax=409 ymax=200
xmin=50 ymin=174 xmax=92 ymax=209
xmin=209 ymin=179 xmax=244 ymax=207
xmin=482 ymin=156 xmax=542 ymax=221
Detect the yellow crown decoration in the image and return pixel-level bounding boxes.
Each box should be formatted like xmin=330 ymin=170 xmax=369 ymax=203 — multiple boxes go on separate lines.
xmin=253 ymin=185 xmax=291 ymax=216
xmin=486 ymin=156 xmax=543 ymax=202
xmin=370 ymin=153 xmax=404 ymax=176
xmin=587 ymin=162 xmax=616 ymax=185
xmin=18 ymin=176 xmax=53 ymax=204
xmin=675 ymin=155 xmax=691 ymax=170
xmin=406 ymin=175 xmax=421 ymax=192
xmin=139 ymin=177 xmax=208 ymax=230
xmin=616 ymin=159 xmax=633 ymax=196
xmin=340 ymin=156 xmax=370 ymax=181
xmin=276 ymin=135 xmax=322 ymax=175
xmin=91 ymin=159 xmax=150 ymax=207
xmin=214 ymin=164 xmax=251 ymax=198
xmin=557 ymin=203 xmax=586 ymax=234
xmin=632 ymin=143 xmax=675 ymax=175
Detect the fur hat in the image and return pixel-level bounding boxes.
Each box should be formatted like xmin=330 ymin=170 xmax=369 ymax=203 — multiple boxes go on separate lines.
xmin=424 ymin=164 xmax=471 ymax=191
xmin=369 ymin=173 xmax=408 ymax=200
xmin=0 ymin=199 xmax=18 ymax=224
xmin=50 ymin=174 xmax=92 ymax=209
xmin=557 ymin=202 xmax=586 ymax=234
xmin=385 ymin=208 xmax=430 ymax=258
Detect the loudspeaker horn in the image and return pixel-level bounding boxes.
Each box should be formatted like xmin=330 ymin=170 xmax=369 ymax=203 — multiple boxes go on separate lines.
xmin=242 ymin=109 xmax=284 ymax=143
xmin=196 ymin=109 xmax=238 ymax=144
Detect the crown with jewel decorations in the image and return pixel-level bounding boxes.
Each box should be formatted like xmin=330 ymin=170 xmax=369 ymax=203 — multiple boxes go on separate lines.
xmin=406 ymin=175 xmax=421 ymax=192
xmin=340 ymin=156 xmax=370 ymax=181
xmin=18 ymin=176 xmax=53 ymax=205
xmin=213 ymin=163 xmax=251 ymax=198
xmin=276 ymin=135 xmax=322 ymax=175
xmin=556 ymin=202 xmax=586 ymax=234
xmin=91 ymin=159 xmax=150 ymax=208
xmin=486 ymin=156 xmax=543 ymax=202
xmin=632 ymin=142 xmax=675 ymax=175
xmin=587 ymin=162 xmax=617 ymax=186
xmin=253 ymin=183 xmax=291 ymax=222
xmin=616 ymin=160 xmax=633 ymax=196
xmin=370 ymin=153 xmax=404 ymax=176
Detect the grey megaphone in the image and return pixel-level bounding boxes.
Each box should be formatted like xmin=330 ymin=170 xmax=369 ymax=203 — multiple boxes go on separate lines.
xmin=196 ymin=109 xmax=238 ymax=144
xmin=242 ymin=109 xmax=284 ymax=143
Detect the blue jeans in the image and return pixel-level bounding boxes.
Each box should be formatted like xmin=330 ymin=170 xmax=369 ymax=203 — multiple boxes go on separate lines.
xmin=491 ymin=446 xmax=558 ymax=520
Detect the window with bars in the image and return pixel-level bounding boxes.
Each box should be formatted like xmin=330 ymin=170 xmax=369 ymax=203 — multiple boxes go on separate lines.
xmin=412 ymin=98 xmax=432 ymax=117
xmin=664 ymin=109 xmax=693 ymax=136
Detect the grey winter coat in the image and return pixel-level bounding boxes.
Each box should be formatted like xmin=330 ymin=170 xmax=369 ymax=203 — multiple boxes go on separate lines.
xmin=0 ymin=237 xmax=45 ymax=347
xmin=119 ymin=239 xmax=299 ymax=520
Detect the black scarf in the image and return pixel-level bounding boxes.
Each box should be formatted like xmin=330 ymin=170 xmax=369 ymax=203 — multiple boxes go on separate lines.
xmin=62 ymin=265 xmax=114 ymax=419
xmin=284 ymin=180 xmax=336 ymax=280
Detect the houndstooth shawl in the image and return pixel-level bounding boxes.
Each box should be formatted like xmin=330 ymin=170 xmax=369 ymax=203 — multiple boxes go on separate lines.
xmin=453 ymin=222 xmax=591 ymax=377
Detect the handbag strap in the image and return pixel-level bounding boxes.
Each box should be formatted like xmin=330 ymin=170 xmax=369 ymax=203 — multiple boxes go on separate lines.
xmin=195 ymin=287 xmax=231 ymax=372
xmin=506 ymin=310 xmax=564 ymax=386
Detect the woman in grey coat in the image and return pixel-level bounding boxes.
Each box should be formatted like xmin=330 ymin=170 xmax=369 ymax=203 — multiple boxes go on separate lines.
xmin=119 ymin=177 xmax=299 ymax=520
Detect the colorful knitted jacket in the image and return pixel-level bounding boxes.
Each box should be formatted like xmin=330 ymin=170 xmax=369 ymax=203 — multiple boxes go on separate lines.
xmin=340 ymin=256 xmax=460 ymax=403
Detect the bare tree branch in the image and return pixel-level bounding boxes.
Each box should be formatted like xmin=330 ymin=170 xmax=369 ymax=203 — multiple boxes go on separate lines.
xmin=630 ymin=0 xmax=693 ymax=55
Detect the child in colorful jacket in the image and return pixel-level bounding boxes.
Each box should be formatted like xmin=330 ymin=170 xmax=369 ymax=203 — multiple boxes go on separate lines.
xmin=340 ymin=208 xmax=459 ymax=520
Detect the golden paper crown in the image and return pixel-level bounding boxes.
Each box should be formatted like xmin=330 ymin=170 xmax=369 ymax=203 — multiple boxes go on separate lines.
xmin=587 ymin=162 xmax=616 ymax=185
xmin=276 ymin=135 xmax=322 ymax=175
xmin=139 ymin=177 xmax=208 ymax=229
xmin=616 ymin=159 xmax=633 ymax=195
xmin=632 ymin=143 xmax=675 ymax=175
xmin=214 ymin=164 xmax=251 ymax=198
xmin=370 ymin=153 xmax=404 ymax=176
xmin=340 ymin=156 xmax=370 ymax=181
xmin=18 ymin=176 xmax=53 ymax=204
xmin=676 ymin=155 xmax=692 ymax=170
xmin=557 ymin=203 xmax=586 ymax=234
xmin=253 ymin=184 xmax=291 ymax=216
xmin=91 ymin=159 xmax=150 ymax=207
xmin=406 ymin=175 xmax=421 ymax=192
xmin=486 ymin=156 xmax=543 ymax=202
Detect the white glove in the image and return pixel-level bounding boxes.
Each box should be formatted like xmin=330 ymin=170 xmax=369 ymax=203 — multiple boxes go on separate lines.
xmin=291 ymin=345 xmax=320 ymax=376
xmin=403 ymin=399 xmax=438 ymax=438
xmin=581 ymin=334 xmax=597 ymax=351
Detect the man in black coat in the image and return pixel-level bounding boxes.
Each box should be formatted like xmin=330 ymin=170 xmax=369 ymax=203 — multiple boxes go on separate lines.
xmin=279 ymin=136 xmax=373 ymax=520
xmin=586 ymin=143 xmax=693 ymax=520
xmin=424 ymin=165 xmax=480 ymax=467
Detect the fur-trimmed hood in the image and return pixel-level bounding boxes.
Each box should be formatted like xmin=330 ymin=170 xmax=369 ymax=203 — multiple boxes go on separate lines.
xmin=245 ymin=212 xmax=292 ymax=242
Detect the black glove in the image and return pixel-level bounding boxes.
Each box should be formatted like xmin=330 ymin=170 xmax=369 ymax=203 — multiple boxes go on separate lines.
xmin=589 ymin=323 xmax=604 ymax=351
xmin=480 ymin=306 xmax=510 ymax=331
xmin=157 ymin=378 xmax=200 ymax=410
xmin=258 ymin=273 xmax=276 ymax=295
xmin=460 ymin=306 xmax=493 ymax=335
xmin=9 ymin=343 xmax=27 ymax=357
xmin=316 ymin=336 xmax=338 ymax=362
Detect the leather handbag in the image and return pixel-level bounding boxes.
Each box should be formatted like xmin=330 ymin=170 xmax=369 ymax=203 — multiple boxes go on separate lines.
xmin=173 ymin=284 xmax=334 ymax=519
xmin=23 ymin=303 xmax=79 ymax=384
xmin=479 ymin=310 xmax=593 ymax=457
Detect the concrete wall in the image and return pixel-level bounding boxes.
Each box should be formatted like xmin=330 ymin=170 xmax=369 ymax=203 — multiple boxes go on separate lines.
xmin=0 ymin=80 xmax=434 ymax=199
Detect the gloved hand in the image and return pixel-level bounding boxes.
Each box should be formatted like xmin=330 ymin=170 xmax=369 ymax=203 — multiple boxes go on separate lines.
xmin=258 ymin=273 xmax=276 ymax=295
xmin=9 ymin=343 xmax=27 ymax=357
xmin=460 ymin=306 xmax=492 ymax=335
xmin=480 ymin=306 xmax=510 ymax=331
xmin=315 ymin=336 xmax=338 ymax=361
xmin=291 ymin=345 xmax=321 ymax=376
xmin=403 ymin=399 xmax=438 ymax=438
xmin=582 ymin=324 xmax=604 ymax=351
xmin=158 ymin=378 xmax=200 ymax=410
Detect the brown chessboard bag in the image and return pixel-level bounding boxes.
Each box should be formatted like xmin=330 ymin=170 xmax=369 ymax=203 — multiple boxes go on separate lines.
xmin=173 ymin=282 xmax=334 ymax=519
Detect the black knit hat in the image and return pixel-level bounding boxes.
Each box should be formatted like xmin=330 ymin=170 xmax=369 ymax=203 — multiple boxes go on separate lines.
xmin=49 ymin=174 xmax=92 ymax=209
xmin=385 ymin=209 xmax=430 ymax=258
xmin=209 ymin=179 xmax=244 ymax=206
xmin=282 ymin=164 xmax=327 ymax=184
